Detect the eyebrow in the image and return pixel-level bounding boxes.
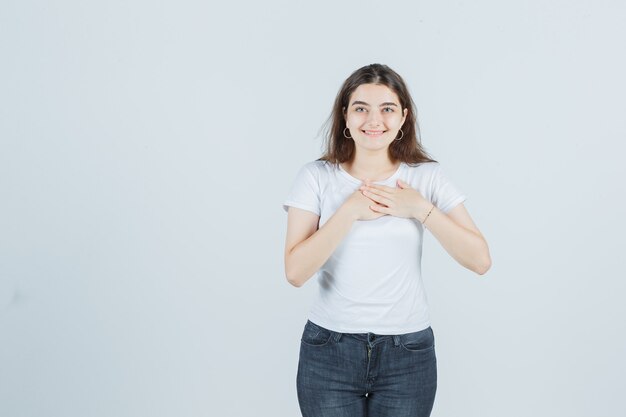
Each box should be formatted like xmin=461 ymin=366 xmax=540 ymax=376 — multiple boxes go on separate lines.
xmin=351 ymin=100 xmax=399 ymax=107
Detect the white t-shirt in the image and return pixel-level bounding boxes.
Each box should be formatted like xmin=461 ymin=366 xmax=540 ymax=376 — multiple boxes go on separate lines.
xmin=282 ymin=159 xmax=467 ymax=334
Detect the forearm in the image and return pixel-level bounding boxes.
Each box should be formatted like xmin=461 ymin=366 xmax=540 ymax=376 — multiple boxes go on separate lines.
xmin=416 ymin=204 xmax=491 ymax=275
xmin=286 ymin=206 xmax=356 ymax=287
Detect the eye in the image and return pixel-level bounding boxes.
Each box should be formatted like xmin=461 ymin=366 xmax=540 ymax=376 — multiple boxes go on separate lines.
xmin=383 ymin=107 xmax=394 ymax=112
xmin=355 ymin=107 xmax=366 ymax=112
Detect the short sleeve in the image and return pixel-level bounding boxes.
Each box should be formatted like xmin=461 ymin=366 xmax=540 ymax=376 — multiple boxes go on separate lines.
xmin=282 ymin=162 xmax=321 ymax=216
xmin=430 ymin=164 xmax=467 ymax=214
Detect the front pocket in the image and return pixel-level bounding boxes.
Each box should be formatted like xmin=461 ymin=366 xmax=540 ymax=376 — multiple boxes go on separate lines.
xmin=399 ymin=326 xmax=435 ymax=352
xmin=300 ymin=320 xmax=333 ymax=347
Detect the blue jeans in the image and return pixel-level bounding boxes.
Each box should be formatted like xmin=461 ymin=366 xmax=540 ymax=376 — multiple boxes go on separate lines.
xmin=296 ymin=320 xmax=437 ymax=417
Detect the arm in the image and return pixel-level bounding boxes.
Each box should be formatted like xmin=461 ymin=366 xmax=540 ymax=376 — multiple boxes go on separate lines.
xmin=414 ymin=203 xmax=492 ymax=275
xmin=284 ymin=206 xmax=356 ymax=287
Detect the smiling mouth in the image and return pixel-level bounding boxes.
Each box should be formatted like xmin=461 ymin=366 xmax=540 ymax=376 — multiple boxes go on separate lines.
xmin=362 ymin=130 xmax=386 ymax=136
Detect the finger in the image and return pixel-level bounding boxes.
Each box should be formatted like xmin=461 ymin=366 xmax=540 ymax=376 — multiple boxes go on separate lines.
xmin=396 ymin=179 xmax=410 ymax=188
xmin=363 ymin=189 xmax=393 ymax=207
xmin=370 ymin=203 xmax=388 ymax=213
xmin=362 ymin=186 xmax=392 ymax=199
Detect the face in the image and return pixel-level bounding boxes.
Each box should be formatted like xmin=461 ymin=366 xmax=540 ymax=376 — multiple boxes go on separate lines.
xmin=343 ymin=83 xmax=408 ymax=151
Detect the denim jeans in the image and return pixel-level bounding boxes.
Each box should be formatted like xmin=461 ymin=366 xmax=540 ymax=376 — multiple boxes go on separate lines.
xmin=296 ymin=319 xmax=437 ymax=417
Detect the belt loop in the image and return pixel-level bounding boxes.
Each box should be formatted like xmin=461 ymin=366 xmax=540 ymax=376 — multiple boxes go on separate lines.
xmin=393 ymin=335 xmax=400 ymax=346
xmin=333 ymin=331 xmax=343 ymax=342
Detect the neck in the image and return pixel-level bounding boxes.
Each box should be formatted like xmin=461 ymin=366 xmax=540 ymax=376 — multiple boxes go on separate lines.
xmin=342 ymin=155 xmax=400 ymax=182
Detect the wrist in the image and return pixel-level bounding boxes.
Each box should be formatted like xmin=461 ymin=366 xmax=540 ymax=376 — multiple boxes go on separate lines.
xmin=414 ymin=202 xmax=435 ymax=224
xmin=338 ymin=205 xmax=358 ymax=223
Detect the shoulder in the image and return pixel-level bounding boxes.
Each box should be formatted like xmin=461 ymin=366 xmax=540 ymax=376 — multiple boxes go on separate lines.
xmin=405 ymin=161 xmax=440 ymax=170
xmin=403 ymin=161 xmax=441 ymax=177
xmin=289 ymin=160 xmax=336 ymax=188
xmin=312 ymin=159 xmax=336 ymax=171
xmin=297 ymin=159 xmax=337 ymax=178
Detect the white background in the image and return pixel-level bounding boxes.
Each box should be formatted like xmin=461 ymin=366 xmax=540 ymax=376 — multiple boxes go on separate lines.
xmin=1 ymin=1 xmax=625 ymax=416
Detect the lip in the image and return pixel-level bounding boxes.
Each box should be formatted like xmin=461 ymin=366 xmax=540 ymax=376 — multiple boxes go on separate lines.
xmin=362 ymin=130 xmax=385 ymax=136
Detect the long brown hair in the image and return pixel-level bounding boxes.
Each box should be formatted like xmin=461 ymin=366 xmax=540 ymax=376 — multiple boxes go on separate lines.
xmin=317 ymin=63 xmax=437 ymax=167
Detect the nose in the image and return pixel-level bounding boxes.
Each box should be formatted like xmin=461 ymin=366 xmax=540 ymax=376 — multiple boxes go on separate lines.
xmin=367 ymin=110 xmax=382 ymax=127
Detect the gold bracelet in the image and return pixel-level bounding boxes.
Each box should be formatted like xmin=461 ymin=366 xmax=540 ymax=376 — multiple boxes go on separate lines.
xmin=422 ymin=204 xmax=435 ymax=225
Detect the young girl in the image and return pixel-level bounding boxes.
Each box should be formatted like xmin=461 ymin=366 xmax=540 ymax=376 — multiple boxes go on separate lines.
xmin=282 ymin=63 xmax=491 ymax=417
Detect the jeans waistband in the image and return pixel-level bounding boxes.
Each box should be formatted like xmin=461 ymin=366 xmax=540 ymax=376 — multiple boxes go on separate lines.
xmin=320 ymin=330 xmax=400 ymax=346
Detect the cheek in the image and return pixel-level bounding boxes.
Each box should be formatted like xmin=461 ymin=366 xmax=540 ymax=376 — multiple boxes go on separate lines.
xmin=384 ymin=114 xmax=402 ymax=124
xmin=347 ymin=113 xmax=367 ymax=125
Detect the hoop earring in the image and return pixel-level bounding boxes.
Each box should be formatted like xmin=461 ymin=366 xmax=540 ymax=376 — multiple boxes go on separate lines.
xmin=394 ymin=129 xmax=404 ymax=141
xmin=343 ymin=127 xmax=352 ymax=139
